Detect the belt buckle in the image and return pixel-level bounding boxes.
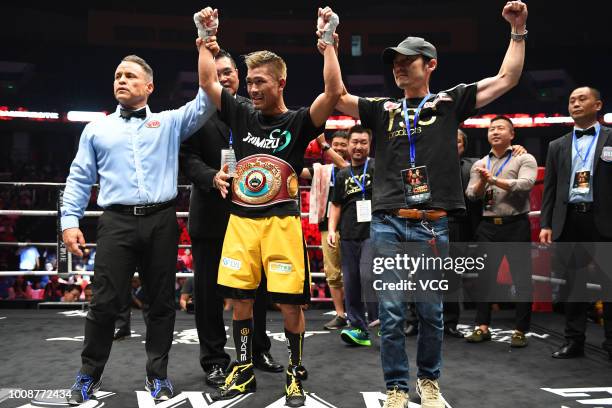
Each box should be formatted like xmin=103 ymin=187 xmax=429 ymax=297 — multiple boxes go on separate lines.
xmin=133 ymin=206 xmax=146 ymax=216
xmin=493 ymin=217 xmax=503 ymax=225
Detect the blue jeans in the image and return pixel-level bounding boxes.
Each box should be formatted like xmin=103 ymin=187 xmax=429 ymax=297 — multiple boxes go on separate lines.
xmin=371 ymin=211 xmax=448 ymax=392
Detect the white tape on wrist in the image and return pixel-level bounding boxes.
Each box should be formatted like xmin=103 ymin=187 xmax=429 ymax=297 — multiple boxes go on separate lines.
xmin=322 ymin=13 xmax=339 ymax=45
xmin=193 ymin=12 xmax=218 ymax=39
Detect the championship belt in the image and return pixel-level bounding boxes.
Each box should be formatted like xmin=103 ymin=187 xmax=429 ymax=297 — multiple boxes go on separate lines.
xmin=232 ymin=154 xmax=299 ymax=208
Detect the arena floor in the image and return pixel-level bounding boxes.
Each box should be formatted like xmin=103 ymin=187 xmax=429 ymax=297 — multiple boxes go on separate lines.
xmin=0 ymin=308 xmax=610 ymax=408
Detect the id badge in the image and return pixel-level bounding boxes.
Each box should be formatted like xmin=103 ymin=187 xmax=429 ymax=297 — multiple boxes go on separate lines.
xmin=327 ymin=201 xmax=333 ymax=218
xmin=356 ymin=199 xmax=372 ymax=223
xmin=571 ymin=170 xmax=591 ymax=195
xmin=401 ymin=166 xmax=431 ymax=206
xmin=483 ymin=188 xmax=495 ymax=211
xmin=220 ymin=148 xmax=237 ymax=177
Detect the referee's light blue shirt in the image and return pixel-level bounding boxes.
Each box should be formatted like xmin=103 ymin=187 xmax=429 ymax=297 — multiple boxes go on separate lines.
xmin=61 ymin=88 xmax=214 ymax=231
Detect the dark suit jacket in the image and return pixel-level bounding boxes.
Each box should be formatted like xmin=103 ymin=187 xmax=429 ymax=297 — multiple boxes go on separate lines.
xmin=540 ymin=125 xmax=612 ymax=240
xmin=179 ymin=95 xmax=251 ymax=239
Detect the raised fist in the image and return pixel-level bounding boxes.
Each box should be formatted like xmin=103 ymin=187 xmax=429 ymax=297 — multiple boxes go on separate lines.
xmin=317 ymin=6 xmax=339 ymax=45
xmin=194 ymin=7 xmax=219 ymax=39
xmin=502 ymin=1 xmax=528 ymax=31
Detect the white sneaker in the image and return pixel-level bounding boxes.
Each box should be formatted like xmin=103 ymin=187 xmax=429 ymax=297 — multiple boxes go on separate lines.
xmin=416 ymin=378 xmax=444 ymax=408
xmin=382 ymin=386 xmax=409 ymax=408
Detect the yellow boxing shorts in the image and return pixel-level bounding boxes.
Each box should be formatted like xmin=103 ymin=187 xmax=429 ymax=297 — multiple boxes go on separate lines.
xmin=218 ymin=214 xmax=311 ymax=304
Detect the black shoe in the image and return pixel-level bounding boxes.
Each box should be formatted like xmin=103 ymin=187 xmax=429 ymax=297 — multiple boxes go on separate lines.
xmin=404 ymin=323 xmax=418 ymax=336
xmin=205 ymin=364 xmax=227 ymax=387
xmin=67 ymin=373 xmax=101 ymax=405
xmin=444 ymin=325 xmax=464 ymax=339
xmin=552 ymin=341 xmax=585 ymax=359
xmin=145 ymin=377 xmax=174 ymax=401
xmin=253 ymin=351 xmax=284 ymax=373
xmin=285 ymin=365 xmax=307 ymax=407
xmin=113 ymin=328 xmax=131 ymax=341
xmin=212 ymin=361 xmax=256 ymax=401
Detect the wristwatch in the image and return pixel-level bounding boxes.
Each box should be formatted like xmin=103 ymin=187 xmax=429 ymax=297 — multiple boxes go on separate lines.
xmin=511 ymin=29 xmax=528 ymax=41
xmin=322 ymin=143 xmax=331 ymax=152
xmin=491 ymin=176 xmax=498 ymax=185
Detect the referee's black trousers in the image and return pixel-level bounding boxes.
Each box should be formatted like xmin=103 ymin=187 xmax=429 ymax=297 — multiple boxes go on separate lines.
xmin=81 ymin=206 xmax=178 ymax=380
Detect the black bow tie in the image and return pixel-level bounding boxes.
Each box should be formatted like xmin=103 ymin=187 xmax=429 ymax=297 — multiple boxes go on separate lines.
xmin=575 ymin=127 xmax=596 ymax=138
xmin=119 ymin=107 xmax=147 ymax=120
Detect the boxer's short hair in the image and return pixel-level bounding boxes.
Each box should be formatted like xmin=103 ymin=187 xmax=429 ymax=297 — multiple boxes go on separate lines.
xmin=244 ymin=50 xmax=287 ymax=81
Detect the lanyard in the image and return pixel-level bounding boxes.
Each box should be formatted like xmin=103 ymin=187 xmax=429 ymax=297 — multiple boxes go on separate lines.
xmin=487 ymin=151 xmax=512 ymax=178
xmin=331 ymin=166 xmax=336 ymax=186
xmin=572 ymin=127 xmax=599 ymax=168
xmin=349 ymin=158 xmax=369 ymax=199
xmin=402 ymin=94 xmax=432 ymax=167
xmin=229 ymin=130 xmax=233 ymax=148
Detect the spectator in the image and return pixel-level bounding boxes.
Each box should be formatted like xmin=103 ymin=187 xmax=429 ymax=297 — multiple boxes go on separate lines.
xmin=62 ymin=284 xmax=82 ymax=302
xmin=7 ymin=275 xmax=33 ymax=300
xmin=180 ymin=277 xmax=194 ymax=312
xmin=17 ymin=241 xmax=40 ymax=271
xmin=44 ymin=275 xmax=64 ymax=301
xmin=131 ymin=277 xmax=145 ymax=309
xmin=86 ymin=249 xmax=96 ymax=271
xmin=84 ymin=284 xmax=93 ymax=302
xmin=0 ymin=277 xmax=12 ymax=299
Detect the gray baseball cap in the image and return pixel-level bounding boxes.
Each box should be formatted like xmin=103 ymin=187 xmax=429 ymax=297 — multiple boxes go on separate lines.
xmin=382 ymin=37 xmax=437 ymax=64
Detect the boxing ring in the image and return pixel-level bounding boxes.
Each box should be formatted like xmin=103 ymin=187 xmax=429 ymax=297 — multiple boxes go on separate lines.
xmin=1 ymin=181 xmax=611 ymax=408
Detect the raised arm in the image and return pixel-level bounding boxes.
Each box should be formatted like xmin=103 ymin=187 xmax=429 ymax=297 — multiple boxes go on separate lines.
xmin=475 ymin=1 xmax=528 ymax=109
xmin=316 ymin=31 xmax=360 ymax=119
xmin=195 ymin=7 xmax=224 ymax=110
xmin=309 ymin=7 xmax=343 ymax=127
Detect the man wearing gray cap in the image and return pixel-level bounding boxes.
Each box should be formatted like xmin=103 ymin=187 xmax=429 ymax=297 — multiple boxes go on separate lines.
xmin=319 ymin=1 xmax=528 ymax=407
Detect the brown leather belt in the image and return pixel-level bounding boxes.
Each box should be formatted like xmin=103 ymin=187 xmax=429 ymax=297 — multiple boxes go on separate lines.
xmin=392 ymin=208 xmax=447 ymax=221
xmin=231 ymin=154 xmax=299 ymax=208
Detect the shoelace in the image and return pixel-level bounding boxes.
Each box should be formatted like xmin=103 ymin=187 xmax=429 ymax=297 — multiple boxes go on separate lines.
xmin=386 ymin=387 xmax=406 ymax=405
xmin=71 ymin=374 xmax=93 ymax=390
xmin=286 ymin=376 xmax=303 ymax=397
xmin=154 ymin=378 xmax=173 ymax=394
xmin=419 ymin=379 xmax=440 ymax=400
xmin=222 ymin=365 xmax=241 ymax=389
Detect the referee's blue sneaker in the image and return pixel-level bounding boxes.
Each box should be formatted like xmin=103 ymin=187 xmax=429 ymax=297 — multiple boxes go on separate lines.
xmin=145 ymin=377 xmax=174 ymax=401
xmin=67 ymin=373 xmax=101 ymax=405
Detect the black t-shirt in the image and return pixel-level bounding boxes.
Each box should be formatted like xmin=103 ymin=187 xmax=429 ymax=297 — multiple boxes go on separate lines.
xmin=358 ymin=83 xmax=477 ymax=212
xmin=307 ymin=165 xmax=341 ymax=232
xmin=220 ymin=89 xmax=324 ymax=217
xmin=332 ymin=158 xmax=375 ymax=240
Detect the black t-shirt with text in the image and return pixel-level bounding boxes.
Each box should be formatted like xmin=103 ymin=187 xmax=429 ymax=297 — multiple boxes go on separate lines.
xmin=220 ymin=89 xmax=324 ymax=217
xmin=332 ymin=158 xmax=375 ymax=240
xmin=358 ymin=83 xmax=477 ymax=212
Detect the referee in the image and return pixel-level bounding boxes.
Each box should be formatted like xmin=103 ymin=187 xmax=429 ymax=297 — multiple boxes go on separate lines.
xmin=61 ymin=45 xmax=216 ymax=404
